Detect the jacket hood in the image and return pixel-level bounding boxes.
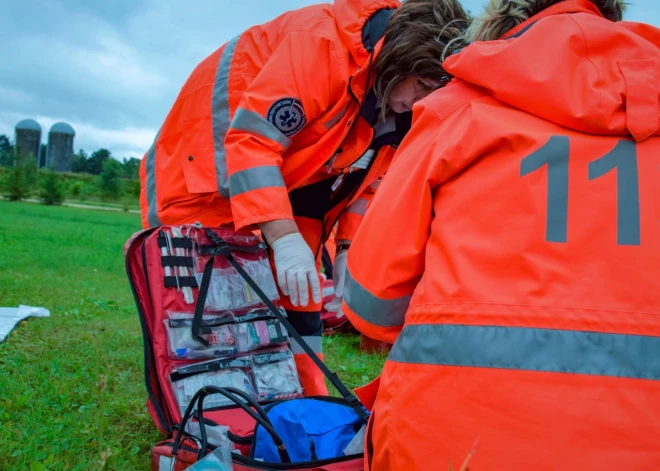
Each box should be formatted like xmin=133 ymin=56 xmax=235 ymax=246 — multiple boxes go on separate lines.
xmin=333 ymin=0 xmax=400 ymax=65
xmin=444 ymin=0 xmax=660 ymax=142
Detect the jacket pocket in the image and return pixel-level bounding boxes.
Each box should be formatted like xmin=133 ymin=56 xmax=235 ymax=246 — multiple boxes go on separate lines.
xmin=179 ymin=116 xmax=219 ymax=195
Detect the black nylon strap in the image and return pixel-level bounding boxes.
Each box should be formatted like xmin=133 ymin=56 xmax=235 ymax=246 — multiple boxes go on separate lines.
xmin=160 ymin=256 xmax=194 ymax=268
xmin=164 ymin=276 xmax=198 ymax=288
xmin=158 ymin=236 xmax=193 ymax=249
xmin=201 ymin=228 xmax=368 ymax=423
xmin=191 ymin=255 xmax=215 ymax=347
xmin=197 ymin=242 xmax=265 ymax=255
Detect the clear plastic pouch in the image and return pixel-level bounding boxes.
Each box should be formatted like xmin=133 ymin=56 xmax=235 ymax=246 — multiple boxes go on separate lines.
xmin=194 ymin=253 xmax=279 ymax=313
xmin=169 ymin=357 xmax=255 ymax=413
xmin=252 ymin=348 xmax=303 ymax=402
xmin=165 ymin=312 xmax=237 ymax=360
xmin=235 ymin=319 xmax=289 ymax=354
xmin=164 ymin=311 xmax=289 ymax=360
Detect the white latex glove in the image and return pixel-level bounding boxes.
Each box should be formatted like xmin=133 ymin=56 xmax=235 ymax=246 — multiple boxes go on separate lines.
xmin=271 ymin=233 xmax=322 ymax=307
xmin=323 ymin=250 xmax=347 ymax=312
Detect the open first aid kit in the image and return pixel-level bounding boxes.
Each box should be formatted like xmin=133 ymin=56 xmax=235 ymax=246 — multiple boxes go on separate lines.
xmin=125 ymin=225 xmax=369 ymax=470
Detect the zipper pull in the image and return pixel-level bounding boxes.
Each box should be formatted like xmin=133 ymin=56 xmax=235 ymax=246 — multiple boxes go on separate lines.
xmin=326 ymin=148 xmax=342 ymax=173
xmin=331 ymin=174 xmax=344 ymax=192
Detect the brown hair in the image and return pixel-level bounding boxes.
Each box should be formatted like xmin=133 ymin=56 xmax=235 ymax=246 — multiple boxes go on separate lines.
xmin=373 ymin=0 xmax=470 ymax=115
xmin=468 ymin=0 xmax=626 ymax=42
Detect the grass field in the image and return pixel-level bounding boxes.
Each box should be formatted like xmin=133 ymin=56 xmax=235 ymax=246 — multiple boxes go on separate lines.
xmin=0 ymin=202 xmax=385 ymax=470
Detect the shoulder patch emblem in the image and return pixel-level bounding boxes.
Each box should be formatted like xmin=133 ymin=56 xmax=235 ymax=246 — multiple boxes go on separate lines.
xmin=267 ymin=98 xmax=306 ymax=137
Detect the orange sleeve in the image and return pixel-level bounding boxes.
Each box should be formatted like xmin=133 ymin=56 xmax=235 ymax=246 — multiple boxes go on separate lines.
xmin=224 ymin=32 xmax=337 ymax=230
xmin=342 ymin=96 xmax=475 ymax=343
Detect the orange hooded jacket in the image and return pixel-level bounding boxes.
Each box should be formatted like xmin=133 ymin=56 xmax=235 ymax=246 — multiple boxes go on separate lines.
xmin=343 ymin=1 xmax=660 ymax=469
xmin=139 ymin=0 xmax=406 ymax=250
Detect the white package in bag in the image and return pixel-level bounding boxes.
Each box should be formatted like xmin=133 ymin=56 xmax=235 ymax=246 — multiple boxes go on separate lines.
xmin=252 ymin=348 xmax=303 ymax=402
xmin=169 ymin=357 xmax=255 ymax=414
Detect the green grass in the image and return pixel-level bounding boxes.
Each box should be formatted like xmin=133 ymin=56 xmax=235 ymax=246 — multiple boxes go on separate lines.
xmin=0 ymin=202 xmax=385 ymax=470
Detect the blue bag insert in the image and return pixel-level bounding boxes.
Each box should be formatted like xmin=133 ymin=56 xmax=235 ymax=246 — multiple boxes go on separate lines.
xmin=252 ymin=398 xmax=363 ymax=463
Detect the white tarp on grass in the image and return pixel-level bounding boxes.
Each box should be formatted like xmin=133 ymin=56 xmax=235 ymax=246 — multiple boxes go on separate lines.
xmin=0 ymin=305 xmax=50 ymax=343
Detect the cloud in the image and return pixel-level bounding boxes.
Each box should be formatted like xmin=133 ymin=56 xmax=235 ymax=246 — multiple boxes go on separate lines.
xmin=0 ymin=0 xmax=314 ymax=158
xmin=0 ymin=0 xmax=658 ymax=159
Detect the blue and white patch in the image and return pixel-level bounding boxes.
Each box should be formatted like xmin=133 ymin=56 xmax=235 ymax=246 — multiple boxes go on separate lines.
xmin=267 ymin=98 xmax=306 ymax=137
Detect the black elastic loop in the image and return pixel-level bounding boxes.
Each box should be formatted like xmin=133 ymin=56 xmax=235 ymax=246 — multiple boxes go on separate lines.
xmin=164 ymin=276 xmax=198 ymax=288
xmin=201 ymin=228 xmax=369 ymax=423
xmin=161 ymin=256 xmax=194 ymax=268
xmin=158 ymin=237 xmax=193 ymax=249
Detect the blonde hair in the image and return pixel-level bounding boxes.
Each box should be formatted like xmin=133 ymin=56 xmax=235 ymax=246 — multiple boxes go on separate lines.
xmin=468 ymin=0 xmax=627 ymax=42
xmin=373 ymin=0 xmax=470 ymax=115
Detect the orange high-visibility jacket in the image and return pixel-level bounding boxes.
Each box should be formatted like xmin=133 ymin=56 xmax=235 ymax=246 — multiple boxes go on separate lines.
xmin=343 ymin=1 xmax=660 ymax=469
xmin=140 ymin=0 xmax=404 ymax=245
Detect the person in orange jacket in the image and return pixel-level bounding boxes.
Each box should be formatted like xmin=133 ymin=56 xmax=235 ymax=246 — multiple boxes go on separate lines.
xmin=342 ymin=0 xmax=660 ymax=468
xmin=139 ymin=0 xmax=470 ymax=395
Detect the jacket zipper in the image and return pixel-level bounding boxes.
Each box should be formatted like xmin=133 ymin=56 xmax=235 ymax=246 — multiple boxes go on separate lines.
xmin=315 ymin=72 xmax=377 ymax=258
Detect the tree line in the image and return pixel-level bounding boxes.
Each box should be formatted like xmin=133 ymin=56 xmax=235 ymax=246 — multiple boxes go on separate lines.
xmin=0 ymin=134 xmax=141 ymax=178
xmin=0 ymin=134 xmax=141 ymax=209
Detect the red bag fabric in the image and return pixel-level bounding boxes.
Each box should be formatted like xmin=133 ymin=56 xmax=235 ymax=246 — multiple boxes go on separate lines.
xmin=150 ymin=436 xmax=203 ymax=471
xmin=126 ymin=226 xmax=269 ymax=434
xmin=126 ymin=225 xmax=366 ymax=470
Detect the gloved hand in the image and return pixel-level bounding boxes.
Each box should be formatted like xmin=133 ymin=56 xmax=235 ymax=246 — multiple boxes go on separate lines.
xmin=323 ymin=250 xmax=347 ymax=313
xmin=271 ymin=233 xmax=322 ymax=307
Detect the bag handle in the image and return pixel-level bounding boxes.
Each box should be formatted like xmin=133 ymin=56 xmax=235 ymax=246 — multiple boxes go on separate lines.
xmin=195 ymin=386 xmax=273 ymax=453
xmin=172 ymin=385 xmax=291 ymax=463
xmin=197 ymin=228 xmax=369 ymax=423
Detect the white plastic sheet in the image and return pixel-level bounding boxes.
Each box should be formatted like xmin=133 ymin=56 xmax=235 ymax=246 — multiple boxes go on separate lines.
xmin=0 ymin=305 xmax=50 ymax=343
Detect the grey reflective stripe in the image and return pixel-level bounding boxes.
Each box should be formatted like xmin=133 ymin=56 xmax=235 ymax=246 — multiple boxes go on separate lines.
xmin=347 ymin=198 xmax=368 ymax=216
xmin=520 ymin=135 xmax=570 ymax=243
xmin=230 ymin=108 xmax=292 ymax=150
xmin=290 ymin=336 xmax=322 ymax=354
xmin=212 ymin=35 xmax=240 ymax=198
xmin=145 ymin=130 xmax=161 ymax=227
xmin=229 ymin=165 xmax=286 ymax=196
xmin=343 ymin=268 xmax=410 ymax=327
xmin=323 ymin=103 xmax=351 ymax=130
xmin=389 ymin=324 xmax=660 ymax=380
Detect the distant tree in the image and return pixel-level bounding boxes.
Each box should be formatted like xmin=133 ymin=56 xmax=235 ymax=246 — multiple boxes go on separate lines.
xmin=71 ymin=149 xmax=89 ymax=173
xmin=125 ymin=179 xmax=141 ymax=198
xmin=38 ymin=144 xmax=48 ymax=168
xmin=121 ymin=157 xmax=141 ymax=180
xmin=23 ymin=156 xmax=38 ymax=188
xmin=87 ymin=149 xmax=112 ymax=175
xmin=39 ymin=171 xmax=65 ymax=205
xmin=2 ymin=151 xmax=31 ymax=201
xmin=0 ymin=135 xmax=14 ymax=167
xmin=100 ymin=158 xmax=122 ymax=199
xmin=69 ymin=180 xmax=84 ymax=198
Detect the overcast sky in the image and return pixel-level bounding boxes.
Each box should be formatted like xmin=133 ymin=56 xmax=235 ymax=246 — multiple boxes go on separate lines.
xmin=1 ymin=0 xmax=657 ymax=160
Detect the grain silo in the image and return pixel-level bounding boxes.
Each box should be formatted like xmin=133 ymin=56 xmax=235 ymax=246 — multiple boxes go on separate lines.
xmin=47 ymin=122 xmax=75 ymax=172
xmin=14 ymin=119 xmax=42 ymax=164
